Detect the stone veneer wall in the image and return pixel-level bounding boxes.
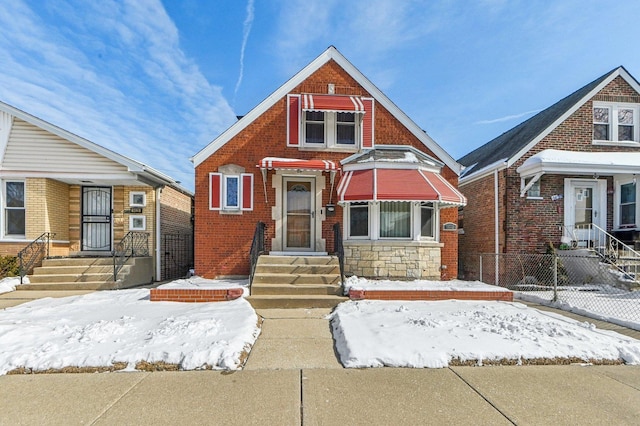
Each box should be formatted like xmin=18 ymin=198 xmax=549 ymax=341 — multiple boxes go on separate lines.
xmin=343 ymin=241 xmax=443 ymax=280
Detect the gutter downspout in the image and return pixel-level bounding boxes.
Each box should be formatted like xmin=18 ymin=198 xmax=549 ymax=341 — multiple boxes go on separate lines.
xmin=156 ymin=187 xmax=162 ymax=282
xmin=494 ymin=169 xmax=500 ymax=286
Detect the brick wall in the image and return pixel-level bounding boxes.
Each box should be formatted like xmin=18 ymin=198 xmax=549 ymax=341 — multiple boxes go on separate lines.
xmin=195 ymin=59 xmax=461 ymax=279
xmin=159 ymin=186 xmax=193 ymax=235
xmin=460 ymin=76 xmax=640 ymax=280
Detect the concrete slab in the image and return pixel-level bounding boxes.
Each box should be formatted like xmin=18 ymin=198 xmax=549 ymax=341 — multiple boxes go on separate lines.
xmin=0 ymin=372 xmax=148 ymax=425
xmin=302 ymin=368 xmax=511 ymax=425
xmin=590 ymin=365 xmax=640 ymax=390
xmin=256 ymin=307 xmax=333 ymax=319
xmin=453 ymin=365 xmax=640 ymax=425
xmin=245 ymin=337 xmax=343 ymax=370
xmin=259 ymin=318 xmax=333 ymax=339
xmin=0 ymin=299 xmax=27 ymax=309
xmin=94 ymin=370 xmax=300 ymax=425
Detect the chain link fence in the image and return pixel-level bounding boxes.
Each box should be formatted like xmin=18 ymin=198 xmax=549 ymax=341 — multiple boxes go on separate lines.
xmin=476 ymin=250 xmax=640 ymax=328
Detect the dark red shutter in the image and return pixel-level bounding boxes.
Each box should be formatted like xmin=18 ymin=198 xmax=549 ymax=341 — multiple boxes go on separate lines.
xmin=209 ymin=173 xmax=222 ymax=210
xmin=241 ymin=173 xmax=253 ymax=211
xmin=287 ymin=94 xmax=300 ymax=146
xmin=362 ymin=98 xmax=374 ymax=148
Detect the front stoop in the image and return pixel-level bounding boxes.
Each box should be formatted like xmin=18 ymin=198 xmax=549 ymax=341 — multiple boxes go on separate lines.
xmin=247 ymin=255 xmax=348 ymax=309
xmin=18 ymin=257 xmax=153 ymax=291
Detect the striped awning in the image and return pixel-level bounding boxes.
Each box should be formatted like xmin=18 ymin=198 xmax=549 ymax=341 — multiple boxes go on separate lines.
xmin=302 ymin=94 xmax=365 ymax=113
xmin=337 ymin=169 xmax=466 ymax=206
xmin=258 ymin=157 xmax=339 ymax=171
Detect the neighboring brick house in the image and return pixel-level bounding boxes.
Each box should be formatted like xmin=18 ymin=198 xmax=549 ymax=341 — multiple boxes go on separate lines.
xmin=0 ymin=100 xmax=193 ymax=283
xmin=191 ymin=46 xmax=466 ymax=281
xmin=458 ymin=66 xmax=640 ymax=279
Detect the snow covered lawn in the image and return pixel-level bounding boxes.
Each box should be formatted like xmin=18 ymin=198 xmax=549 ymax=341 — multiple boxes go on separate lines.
xmin=0 ymin=276 xmax=21 ymax=295
xmin=330 ymin=299 xmax=640 ymax=368
xmin=0 ymin=289 xmax=260 ymax=375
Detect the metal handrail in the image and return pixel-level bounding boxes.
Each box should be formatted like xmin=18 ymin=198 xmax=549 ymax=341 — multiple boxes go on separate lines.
xmin=333 ymin=222 xmax=345 ymax=286
xmin=18 ymin=232 xmax=54 ymax=284
xmin=249 ymin=221 xmax=266 ymax=291
xmin=112 ymin=231 xmax=149 ymax=282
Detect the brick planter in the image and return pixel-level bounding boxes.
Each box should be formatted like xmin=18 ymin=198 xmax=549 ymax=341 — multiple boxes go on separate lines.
xmin=349 ymin=289 xmax=513 ymax=302
xmin=150 ymin=288 xmax=244 ymax=303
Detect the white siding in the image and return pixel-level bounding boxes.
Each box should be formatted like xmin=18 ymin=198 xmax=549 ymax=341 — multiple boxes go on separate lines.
xmin=3 ymin=118 xmax=129 ymax=174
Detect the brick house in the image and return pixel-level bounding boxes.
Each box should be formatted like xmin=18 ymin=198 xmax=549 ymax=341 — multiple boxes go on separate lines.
xmin=191 ymin=47 xmax=466 ymax=284
xmin=458 ymin=66 xmax=640 ymax=279
xmin=0 ymin=100 xmax=193 ymax=286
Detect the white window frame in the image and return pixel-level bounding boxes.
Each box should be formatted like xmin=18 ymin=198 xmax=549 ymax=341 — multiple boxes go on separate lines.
xmin=521 ymin=177 xmax=542 ymax=199
xmin=593 ymin=102 xmax=640 ymax=145
xmin=222 ymin=175 xmax=241 ymax=211
xmin=614 ymin=176 xmax=638 ymax=230
xmin=3 ymin=180 xmax=26 ymax=238
xmin=419 ymin=203 xmax=436 ymax=239
xmin=347 ymin=202 xmax=370 ymax=239
xmin=129 ymin=215 xmax=146 ymax=231
xmin=129 ymin=191 xmax=146 ymax=207
xmin=302 ymin=111 xmax=361 ymax=150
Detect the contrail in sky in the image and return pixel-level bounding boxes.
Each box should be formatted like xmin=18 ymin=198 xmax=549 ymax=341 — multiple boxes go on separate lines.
xmin=475 ymin=109 xmax=543 ymax=125
xmin=234 ymin=0 xmax=255 ymax=107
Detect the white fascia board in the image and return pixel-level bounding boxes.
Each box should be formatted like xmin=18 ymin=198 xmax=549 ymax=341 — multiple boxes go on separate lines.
xmin=343 ymin=162 xmax=441 ymax=173
xmin=506 ymin=68 xmax=625 ymax=169
xmin=517 ymin=161 xmax=640 ymax=178
xmin=191 ymin=46 xmax=464 ymax=175
xmin=458 ymin=158 xmax=508 ymax=186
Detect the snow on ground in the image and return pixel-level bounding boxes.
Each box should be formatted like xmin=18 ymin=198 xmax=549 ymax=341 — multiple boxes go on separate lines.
xmin=344 ymin=275 xmax=508 ymax=293
xmin=330 ymin=299 xmax=640 ymax=368
xmin=0 ymin=276 xmax=25 ymax=295
xmin=158 ymin=276 xmax=250 ymax=296
xmin=0 ymin=288 xmax=260 ymax=375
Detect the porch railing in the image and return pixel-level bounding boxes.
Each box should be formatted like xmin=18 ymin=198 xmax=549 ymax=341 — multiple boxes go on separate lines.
xmin=333 ymin=222 xmax=345 ymax=285
xmin=18 ymin=232 xmax=55 ymax=284
xmin=249 ymin=221 xmax=266 ymax=291
xmin=112 ymin=231 xmax=149 ymax=282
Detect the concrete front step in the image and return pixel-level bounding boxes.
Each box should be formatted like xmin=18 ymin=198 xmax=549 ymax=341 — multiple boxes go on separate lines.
xmin=254 ymin=264 xmax=340 ymax=274
xmin=257 ymin=255 xmax=339 ymax=266
xmin=29 ymin=272 xmax=123 ymax=283
xmin=251 ymin=283 xmax=343 ymax=296
xmin=33 ymin=265 xmax=115 ymax=275
xmin=252 ymin=273 xmax=341 ymax=285
xmin=17 ymin=281 xmax=133 ymax=291
xmin=42 ymin=257 xmax=114 ymax=267
xmin=246 ymin=294 xmax=348 ymax=309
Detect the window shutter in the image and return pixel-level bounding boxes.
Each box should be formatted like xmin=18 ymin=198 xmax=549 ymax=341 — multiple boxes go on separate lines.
xmin=287 ymin=94 xmax=301 ymax=146
xmin=209 ymin=173 xmax=222 ymax=210
xmin=241 ymin=173 xmax=254 ymax=211
xmin=362 ymin=98 xmax=374 ymax=148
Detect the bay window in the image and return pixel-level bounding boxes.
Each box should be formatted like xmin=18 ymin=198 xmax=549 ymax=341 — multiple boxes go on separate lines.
xmin=380 ymin=202 xmax=411 ymax=238
xmin=345 ymin=201 xmax=439 ymax=241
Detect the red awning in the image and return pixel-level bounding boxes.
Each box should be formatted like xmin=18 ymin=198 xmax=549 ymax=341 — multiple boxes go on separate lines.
xmin=258 ymin=157 xmax=338 ymax=171
xmin=302 ymin=94 xmax=365 ymax=112
xmin=337 ymin=169 xmax=466 ymax=205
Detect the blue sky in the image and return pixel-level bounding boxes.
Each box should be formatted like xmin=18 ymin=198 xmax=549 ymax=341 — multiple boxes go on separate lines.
xmin=1 ymin=1 xmax=639 ymax=191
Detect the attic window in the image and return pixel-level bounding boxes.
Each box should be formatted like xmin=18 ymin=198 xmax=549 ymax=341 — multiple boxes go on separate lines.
xmin=593 ymin=103 xmax=639 ymax=144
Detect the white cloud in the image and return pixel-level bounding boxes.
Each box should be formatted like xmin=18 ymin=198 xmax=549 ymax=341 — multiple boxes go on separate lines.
xmin=0 ymin=0 xmax=237 ymax=189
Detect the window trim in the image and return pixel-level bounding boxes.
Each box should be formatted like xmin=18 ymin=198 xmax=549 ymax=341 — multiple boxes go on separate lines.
xmin=301 ymin=110 xmax=361 ymax=150
xmin=347 ymin=202 xmax=370 ymax=239
xmin=615 ymin=177 xmax=638 ymax=230
xmin=222 ymin=175 xmax=241 ymax=211
xmin=129 ymin=215 xmax=146 ymax=231
xmin=593 ymin=102 xmax=640 ymax=145
xmin=3 ymin=180 xmax=26 ymax=238
xmin=129 ymin=191 xmax=146 ymax=207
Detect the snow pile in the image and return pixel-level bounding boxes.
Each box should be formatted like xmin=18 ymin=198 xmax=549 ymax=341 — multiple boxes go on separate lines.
xmin=344 ymin=275 xmax=508 ymax=293
xmin=0 ymin=276 xmax=22 ymax=295
xmin=158 ymin=276 xmax=250 ymax=296
xmin=330 ymin=300 xmax=640 ymax=368
xmin=0 ymin=289 xmax=260 ymax=375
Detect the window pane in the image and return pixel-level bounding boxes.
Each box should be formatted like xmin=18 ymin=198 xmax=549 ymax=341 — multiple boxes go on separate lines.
xmin=619 ymin=108 xmax=634 ymax=125
xmin=337 ymin=112 xmax=355 ymax=123
xmin=621 ymin=183 xmax=636 ymax=226
xmin=305 ymin=122 xmax=324 ymax=144
xmin=350 ymin=204 xmax=368 ymax=237
xmin=594 ymin=124 xmax=609 ymax=140
xmin=6 ymin=182 xmax=24 ymax=207
xmin=621 ymin=204 xmax=636 ymax=226
xmin=225 ymin=176 xmax=239 ymax=208
xmin=621 ymin=183 xmax=636 ymax=204
xmin=593 ymin=107 xmax=609 ymax=123
xmin=6 ymin=209 xmax=25 ymax=235
xmin=527 ymin=179 xmax=541 ymax=198
xmin=619 ymin=125 xmax=634 ymax=141
xmin=421 ymin=206 xmax=434 ymax=237
xmin=380 ymin=202 xmax=410 ymax=238
xmin=336 ymin=123 xmax=355 ymax=144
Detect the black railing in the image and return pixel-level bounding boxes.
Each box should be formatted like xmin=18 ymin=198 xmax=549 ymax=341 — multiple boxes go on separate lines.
xmin=113 ymin=231 xmax=149 ymax=282
xmin=18 ymin=232 xmax=54 ymax=284
xmin=333 ymin=222 xmax=345 ymax=285
xmin=249 ymin=221 xmax=266 ymax=290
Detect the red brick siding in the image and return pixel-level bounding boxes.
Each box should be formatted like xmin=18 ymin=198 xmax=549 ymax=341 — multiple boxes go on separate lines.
xmin=349 ymin=289 xmax=513 ymax=301
xmin=195 ymin=60 xmax=460 ymax=279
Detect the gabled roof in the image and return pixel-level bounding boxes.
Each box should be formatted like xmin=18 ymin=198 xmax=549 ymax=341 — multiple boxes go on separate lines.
xmin=458 ymin=66 xmax=640 ymax=183
xmin=191 ymin=46 xmax=463 ymax=175
xmin=0 ymin=100 xmax=191 ymax=194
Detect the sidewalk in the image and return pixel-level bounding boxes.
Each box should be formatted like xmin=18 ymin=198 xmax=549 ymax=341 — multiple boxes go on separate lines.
xmin=1 ymin=299 xmax=640 ymax=424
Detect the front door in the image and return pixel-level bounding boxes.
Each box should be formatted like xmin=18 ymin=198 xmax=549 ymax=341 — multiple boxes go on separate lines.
xmin=283 ymin=178 xmax=315 ymax=251
xmin=565 ymin=180 xmax=606 ymax=245
xmin=81 ymin=186 xmax=112 ymax=251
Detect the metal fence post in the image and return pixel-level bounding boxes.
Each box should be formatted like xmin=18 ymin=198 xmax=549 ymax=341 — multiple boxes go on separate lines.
xmin=553 ymin=255 xmax=558 ymax=302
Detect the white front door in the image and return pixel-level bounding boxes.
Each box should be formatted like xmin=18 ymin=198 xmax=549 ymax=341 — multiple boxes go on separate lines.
xmin=565 ymin=179 xmax=606 ymax=245
xmin=283 ymin=178 xmax=315 ymax=251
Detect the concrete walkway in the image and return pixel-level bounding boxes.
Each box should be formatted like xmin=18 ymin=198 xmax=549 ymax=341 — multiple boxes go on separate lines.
xmin=1 ymin=296 xmax=640 ymax=424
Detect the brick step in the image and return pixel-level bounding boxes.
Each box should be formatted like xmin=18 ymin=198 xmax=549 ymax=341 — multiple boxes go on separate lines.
xmin=246 ymin=294 xmax=347 ymax=309
xmin=250 ymin=283 xmax=343 ymax=296
xmin=251 ymin=273 xmax=341 ymax=286
xmin=253 ymin=264 xmax=340 ymax=275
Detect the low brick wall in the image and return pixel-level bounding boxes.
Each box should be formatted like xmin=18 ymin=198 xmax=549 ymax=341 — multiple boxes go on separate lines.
xmin=150 ymin=288 xmax=243 ymax=302
xmin=349 ymin=289 xmax=513 ymax=302
xmin=343 ymin=240 xmax=443 ymax=279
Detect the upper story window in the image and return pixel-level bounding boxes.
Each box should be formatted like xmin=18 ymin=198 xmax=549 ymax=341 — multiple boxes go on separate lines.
xmin=288 ymin=94 xmax=374 ymax=151
xmin=593 ymin=102 xmax=639 ymax=144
